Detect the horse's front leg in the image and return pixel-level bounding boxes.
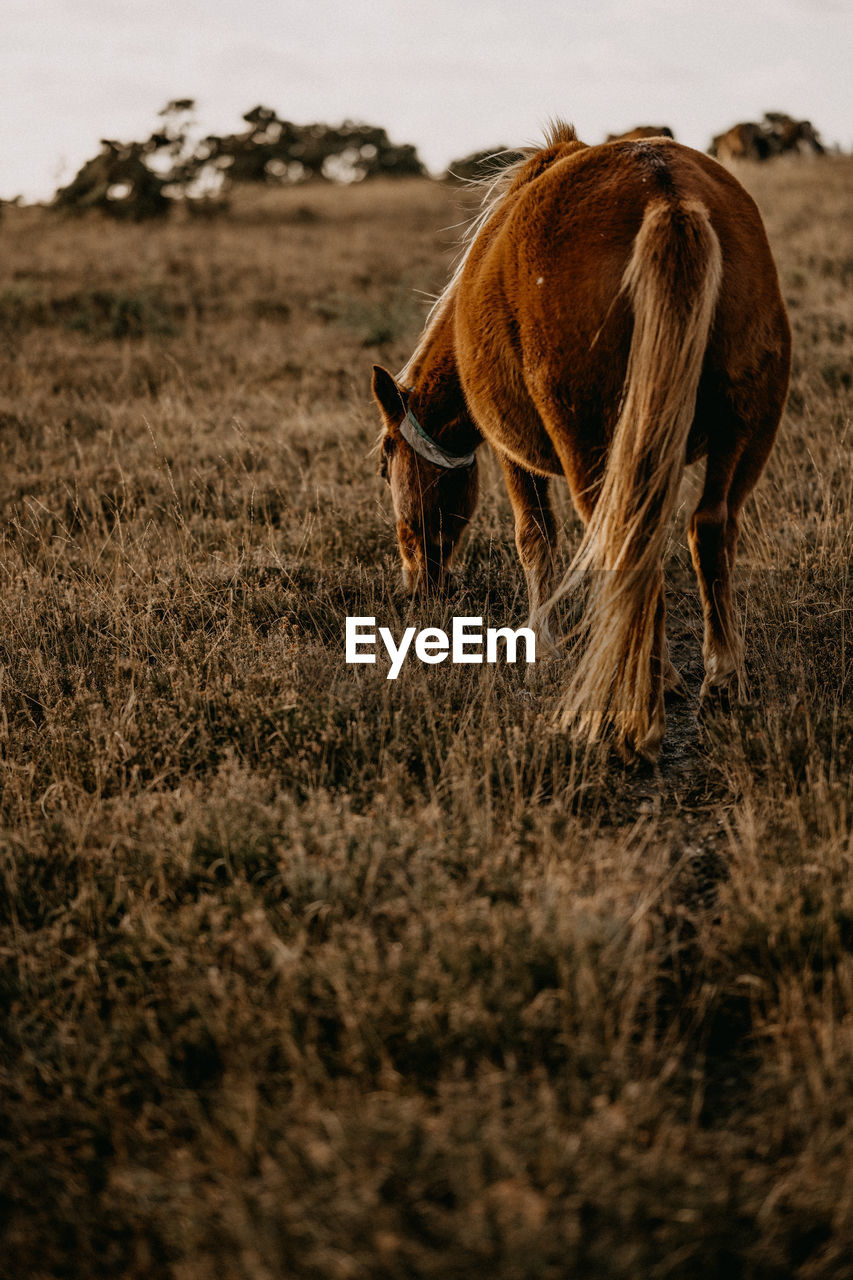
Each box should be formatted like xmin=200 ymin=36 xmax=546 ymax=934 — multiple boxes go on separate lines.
xmin=500 ymin=459 xmax=559 ymax=657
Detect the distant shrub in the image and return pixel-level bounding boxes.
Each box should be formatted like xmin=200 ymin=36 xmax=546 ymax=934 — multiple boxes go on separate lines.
xmin=53 ymin=101 xmax=428 ymax=220
xmin=0 ymin=286 xmax=182 ymax=339
xmin=54 ymin=141 xmax=171 ymax=221
xmin=312 ymin=284 xmax=426 ymax=348
xmin=60 ymin=289 xmax=182 ymax=340
xmin=202 ymin=106 xmax=427 ymax=185
xmin=709 ymin=112 xmax=826 ymax=161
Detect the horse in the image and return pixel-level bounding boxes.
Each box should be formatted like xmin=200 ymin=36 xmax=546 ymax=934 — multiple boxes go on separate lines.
xmin=371 ymin=121 xmax=791 ymax=761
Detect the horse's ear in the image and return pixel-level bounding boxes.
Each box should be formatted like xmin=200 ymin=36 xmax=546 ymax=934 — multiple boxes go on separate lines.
xmin=372 ymin=365 xmax=403 ymax=420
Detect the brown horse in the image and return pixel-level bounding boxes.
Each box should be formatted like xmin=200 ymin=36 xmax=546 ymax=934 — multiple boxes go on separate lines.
xmin=372 ymin=121 xmax=790 ymax=760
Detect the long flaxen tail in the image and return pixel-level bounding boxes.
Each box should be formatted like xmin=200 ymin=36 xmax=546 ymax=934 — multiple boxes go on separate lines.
xmin=558 ymin=198 xmax=723 ymax=760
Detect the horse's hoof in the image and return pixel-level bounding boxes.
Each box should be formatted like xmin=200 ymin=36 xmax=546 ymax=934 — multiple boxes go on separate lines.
xmin=698 ymin=680 xmax=734 ymax=717
xmin=615 ymin=726 xmax=663 ymax=768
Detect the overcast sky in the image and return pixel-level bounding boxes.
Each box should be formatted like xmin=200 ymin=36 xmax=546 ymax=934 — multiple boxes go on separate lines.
xmin=2 ymin=0 xmax=850 ymax=200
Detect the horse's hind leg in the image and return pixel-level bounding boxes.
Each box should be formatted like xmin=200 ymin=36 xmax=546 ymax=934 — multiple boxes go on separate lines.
xmin=689 ymin=446 xmax=742 ymax=700
xmin=689 ymin=426 xmax=775 ymax=702
xmin=500 ymin=459 xmax=559 ymax=655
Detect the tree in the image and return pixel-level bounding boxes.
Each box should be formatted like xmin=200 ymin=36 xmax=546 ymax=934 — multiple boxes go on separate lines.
xmin=53 ymin=104 xmax=428 ymax=219
xmin=53 ymin=140 xmax=170 ymax=220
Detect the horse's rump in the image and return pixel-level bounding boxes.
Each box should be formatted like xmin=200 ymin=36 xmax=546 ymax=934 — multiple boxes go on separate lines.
xmin=454 ymin=139 xmax=783 ymax=476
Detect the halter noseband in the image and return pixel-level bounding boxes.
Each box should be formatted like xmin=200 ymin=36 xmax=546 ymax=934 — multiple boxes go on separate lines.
xmin=398 ymin=389 xmax=477 ymax=470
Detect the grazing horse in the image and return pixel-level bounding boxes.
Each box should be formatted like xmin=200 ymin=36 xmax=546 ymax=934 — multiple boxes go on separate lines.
xmin=372 ymin=121 xmax=790 ymax=760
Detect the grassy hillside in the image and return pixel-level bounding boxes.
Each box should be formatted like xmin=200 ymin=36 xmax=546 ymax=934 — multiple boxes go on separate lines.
xmin=1 ymin=157 xmax=851 ymax=1278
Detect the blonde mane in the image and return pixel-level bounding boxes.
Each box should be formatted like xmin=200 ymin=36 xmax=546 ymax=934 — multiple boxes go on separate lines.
xmin=399 ymin=119 xmax=577 ymax=385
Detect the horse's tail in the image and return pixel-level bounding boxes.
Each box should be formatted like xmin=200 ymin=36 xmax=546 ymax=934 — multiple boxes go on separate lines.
xmin=558 ymin=198 xmax=723 ymax=760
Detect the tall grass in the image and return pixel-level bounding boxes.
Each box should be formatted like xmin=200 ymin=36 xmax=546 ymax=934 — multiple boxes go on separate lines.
xmin=1 ymin=162 xmax=852 ymax=1278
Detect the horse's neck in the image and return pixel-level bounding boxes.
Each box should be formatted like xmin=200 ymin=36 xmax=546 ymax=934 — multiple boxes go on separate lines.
xmin=407 ymin=302 xmax=481 ymax=452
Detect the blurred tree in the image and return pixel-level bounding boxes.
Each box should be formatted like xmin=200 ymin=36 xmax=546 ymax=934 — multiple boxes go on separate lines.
xmin=53 ymin=140 xmax=170 ymax=220
xmin=710 ymin=112 xmax=826 ymax=161
xmin=53 ymin=104 xmax=427 ymax=217
xmin=200 ymin=109 xmax=426 ymax=183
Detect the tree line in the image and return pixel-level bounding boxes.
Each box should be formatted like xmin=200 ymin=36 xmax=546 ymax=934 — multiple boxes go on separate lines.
xmin=53 ymin=100 xmax=426 ymax=220
xmin=52 ymin=102 xmax=828 ymax=221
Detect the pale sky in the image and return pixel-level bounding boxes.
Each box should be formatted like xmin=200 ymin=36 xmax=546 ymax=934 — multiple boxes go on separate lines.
xmin=2 ymin=0 xmax=850 ymax=201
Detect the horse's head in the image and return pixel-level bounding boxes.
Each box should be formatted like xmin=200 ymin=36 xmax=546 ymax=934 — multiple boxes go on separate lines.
xmin=372 ymin=365 xmax=479 ymax=592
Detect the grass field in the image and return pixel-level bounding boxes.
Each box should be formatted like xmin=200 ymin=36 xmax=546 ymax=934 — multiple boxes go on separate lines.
xmin=1 ymin=154 xmax=851 ymax=1278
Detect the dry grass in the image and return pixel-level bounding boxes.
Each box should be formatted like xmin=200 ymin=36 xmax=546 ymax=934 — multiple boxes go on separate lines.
xmin=1 ymin=157 xmax=852 ymax=1279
